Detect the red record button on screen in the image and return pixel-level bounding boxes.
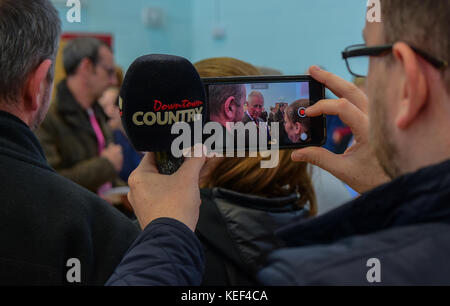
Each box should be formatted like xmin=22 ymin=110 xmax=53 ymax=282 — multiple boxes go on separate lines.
xmin=298 ymin=107 xmax=307 ymax=118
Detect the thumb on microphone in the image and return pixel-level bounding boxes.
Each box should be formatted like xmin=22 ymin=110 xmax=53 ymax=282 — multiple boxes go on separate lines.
xmin=127 ymin=145 xmax=206 ymax=231
xmin=135 ymin=152 xmax=159 ymax=174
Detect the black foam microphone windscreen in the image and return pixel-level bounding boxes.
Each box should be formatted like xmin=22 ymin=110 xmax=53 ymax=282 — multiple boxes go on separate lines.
xmin=119 ymin=54 xmax=207 ymax=173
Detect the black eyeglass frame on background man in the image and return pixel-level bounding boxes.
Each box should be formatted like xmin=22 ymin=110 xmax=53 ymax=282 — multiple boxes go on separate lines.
xmin=342 ymin=43 xmax=448 ymax=78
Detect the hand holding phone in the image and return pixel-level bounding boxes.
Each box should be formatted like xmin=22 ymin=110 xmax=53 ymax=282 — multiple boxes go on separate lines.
xmin=128 ymin=151 xmax=206 ymax=231
xmin=291 ymin=66 xmax=390 ymax=193
xmin=202 ymin=75 xmax=327 ymax=152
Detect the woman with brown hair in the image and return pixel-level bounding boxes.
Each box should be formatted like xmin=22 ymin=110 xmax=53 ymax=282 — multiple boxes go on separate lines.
xmin=194 ymin=57 xmax=318 ymax=285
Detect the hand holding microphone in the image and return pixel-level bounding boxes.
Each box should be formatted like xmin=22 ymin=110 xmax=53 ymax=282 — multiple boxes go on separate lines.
xmin=119 ymin=54 xmax=208 ymax=230
xmin=127 ymin=149 xmax=205 ymax=231
xmin=120 ymin=54 xmax=207 ymax=174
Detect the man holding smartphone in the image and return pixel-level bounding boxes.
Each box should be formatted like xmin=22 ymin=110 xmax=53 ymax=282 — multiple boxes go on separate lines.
xmin=257 ymin=0 xmax=450 ymax=284
xmin=110 ymin=0 xmax=450 ymax=285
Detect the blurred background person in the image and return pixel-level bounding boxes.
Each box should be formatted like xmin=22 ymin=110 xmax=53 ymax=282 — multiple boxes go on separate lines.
xmin=332 ymin=124 xmax=352 ymax=154
xmin=99 ymin=87 xmax=121 ymax=132
xmin=36 ymin=37 xmax=124 ymax=196
xmin=273 ymin=101 xmax=287 ymax=123
xmin=260 ymin=107 xmax=268 ymax=122
xmin=98 ymin=86 xmax=142 ymax=183
xmin=193 ymin=57 xmax=351 ymax=285
xmin=0 ymin=0 xmax=139 ymax=285
xmin=268 ymin=106 xmax=277 ymax=125
xmin=272 ymin=101 xmax=290 ymax=144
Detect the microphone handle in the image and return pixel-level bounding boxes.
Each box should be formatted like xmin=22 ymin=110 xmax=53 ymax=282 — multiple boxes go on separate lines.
xmin=155 ymin=151 xmax=184 ymax=175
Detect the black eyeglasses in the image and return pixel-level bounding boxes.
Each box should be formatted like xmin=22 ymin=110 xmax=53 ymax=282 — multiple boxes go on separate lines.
xmin=342 ymin=44 xmax=448 ymax=78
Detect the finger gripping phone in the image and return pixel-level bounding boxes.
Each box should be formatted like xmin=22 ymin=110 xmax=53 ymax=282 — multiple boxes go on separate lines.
xmin=202 ymin=75 xmax=326 ymax=152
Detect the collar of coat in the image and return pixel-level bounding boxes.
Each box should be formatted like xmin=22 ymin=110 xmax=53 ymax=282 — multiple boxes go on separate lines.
xmin=54 ymin=79 xmax=106 ymax=130
xmin=0 ymin=111 xmax=54 ymax=172
xmin=197 ymin=187 xmax=309 ymax=275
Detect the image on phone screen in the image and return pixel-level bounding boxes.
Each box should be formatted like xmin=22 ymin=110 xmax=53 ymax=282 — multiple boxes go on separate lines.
xmin=203 ymin=76 xmax=326 ymax=152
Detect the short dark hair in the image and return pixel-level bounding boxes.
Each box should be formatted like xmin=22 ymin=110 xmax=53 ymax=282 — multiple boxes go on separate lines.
xmin=0 ymin=0 xmax=61 ymax=105
xmin=208 ymin=84 xmax=245 ymax=117
xmin=381 ymin=0 xmax=449 ymax=90
xmin=63 ymin=37 xmax=110 ymax=76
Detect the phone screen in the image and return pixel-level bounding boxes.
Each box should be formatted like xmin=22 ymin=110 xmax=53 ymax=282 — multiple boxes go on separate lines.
xmin=203 ymin=76 xmax=326 ymax=152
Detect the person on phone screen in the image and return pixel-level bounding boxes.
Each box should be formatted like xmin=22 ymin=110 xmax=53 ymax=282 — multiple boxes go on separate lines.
xmin=283 ymin=99 xmax=311 ymax=144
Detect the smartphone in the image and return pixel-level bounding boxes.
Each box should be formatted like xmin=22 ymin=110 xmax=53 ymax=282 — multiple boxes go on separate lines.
xmin=202 ymin=75 xmax=326 ymax=152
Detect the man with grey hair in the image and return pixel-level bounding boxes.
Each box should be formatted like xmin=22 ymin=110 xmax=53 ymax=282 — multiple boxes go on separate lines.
xmin=242 ymin=91 xmax=265 ymax=125
xmin=0 ymin=0 xmax=139 ymax=285
xmin=242 ymin=91 xmax=271 ymax=145
xmin=36 ymin=37 xmax=124 ymax=194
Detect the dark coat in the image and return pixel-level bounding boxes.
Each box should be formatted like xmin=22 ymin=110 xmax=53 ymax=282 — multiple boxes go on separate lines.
xmin=197 ymin=188 xmax=310 ymax=285
xmin=36 ymin=80 xmax=122 ymax=192
xmin=106 ymin=218 xmax=205 ymax=286
xmin=258 ymin=159 xmax=450 ymax=285
xmin=241 ymin=112 xmax=270 ymax=149
xmin=0 ymin=111 xmax=139 ymax=285
xmin=242 ymin=112 xmax=263 ymax=125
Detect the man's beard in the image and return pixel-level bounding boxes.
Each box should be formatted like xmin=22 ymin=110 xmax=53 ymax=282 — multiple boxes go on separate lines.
xmin=369 ymin=87 xmax=402 ymax=179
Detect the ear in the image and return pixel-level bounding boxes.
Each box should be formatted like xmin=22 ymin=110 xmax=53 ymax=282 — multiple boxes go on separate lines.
xmin=24 ymin=59 xmax=52 ymax=111
xmin=223 ymin=96 xmax=236 ymax=120
xmin=392 ymin=42 xmax=428 ymax=129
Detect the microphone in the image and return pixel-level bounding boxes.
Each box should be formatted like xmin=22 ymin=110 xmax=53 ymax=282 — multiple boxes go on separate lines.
xmin=119 ymin=54 xmax=207 ymax=174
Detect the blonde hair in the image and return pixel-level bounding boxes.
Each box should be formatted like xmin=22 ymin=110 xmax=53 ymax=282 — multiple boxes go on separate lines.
xmin=194 ymin=57 xmax=317 ymax=216
xmin=195 ymin=57 xmax=261 ymax=77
